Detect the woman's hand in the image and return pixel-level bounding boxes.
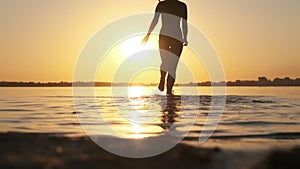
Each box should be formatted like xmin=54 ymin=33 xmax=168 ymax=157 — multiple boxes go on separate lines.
xmin=142 ymin=33 xmax=150 ymax=45
xmin=183 ymin=40 xmax=188 ymax=46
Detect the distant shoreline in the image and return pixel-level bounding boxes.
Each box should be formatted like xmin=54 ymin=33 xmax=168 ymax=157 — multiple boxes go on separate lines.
xmin=1 ymin=84 xmax=300 ymax=87
xmin=0 ymin=77 xmax=300 ymax=87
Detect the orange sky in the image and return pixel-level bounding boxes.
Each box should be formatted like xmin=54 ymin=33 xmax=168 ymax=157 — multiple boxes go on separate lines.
xmin=0 ymin=0 xmax=299 ymax=82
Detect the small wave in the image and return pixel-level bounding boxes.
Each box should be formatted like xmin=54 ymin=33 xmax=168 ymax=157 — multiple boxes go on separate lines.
xmin=270 ymin=104 xmax=293 ymax=108
xmin=220 ymin=121 xmax=299 ymax=126
xmin=226 ymin=96 xmax=245 ymax=103
xmin=252 ymin=100 xmax=275 ymax=103
xmin=184 ymin=132 xmax=300 ymax=141
xmin=14 ymin=103 xmax=45 ymax=107
xmin=47 ymin=106 xmax=64 ymax=109
xmin=190 ymin=129 xmax=227 ymax=134
xmin=13 ymin=127 xmax=32 ymax=130
xmin=0 ymin=108 xmax=31 ymax=112
xmin=210 ymin=132 xmax=300 ymax=140
xmin=224 ymin=96 xmax=276 ymax=105
xmin=58 ymin=122 xmax=104 ymax=126
xmin=0 ymin=120 xmax=20 ymax=123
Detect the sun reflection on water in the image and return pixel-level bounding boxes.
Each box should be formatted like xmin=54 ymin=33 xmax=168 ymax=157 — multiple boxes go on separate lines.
xmin=131 ymin=124 xmax=145 ymax=139
xmin=99 ymin=86 xmax=182 ymax=139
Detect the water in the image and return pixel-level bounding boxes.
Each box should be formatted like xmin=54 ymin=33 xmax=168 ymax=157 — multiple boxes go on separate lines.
xmin=0 ymin=87 xmax=300 ymax=148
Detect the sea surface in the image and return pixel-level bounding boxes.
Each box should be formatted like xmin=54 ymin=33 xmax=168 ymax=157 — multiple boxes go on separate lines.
xmin=1 ymin=87 xmax=300 ymax=149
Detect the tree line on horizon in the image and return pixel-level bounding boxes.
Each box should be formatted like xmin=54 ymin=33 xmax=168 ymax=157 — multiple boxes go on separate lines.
xmin=192 ymin=77 xmax=300 ymax=86
xmin=0 ymin=77 xmax=300 ymax=87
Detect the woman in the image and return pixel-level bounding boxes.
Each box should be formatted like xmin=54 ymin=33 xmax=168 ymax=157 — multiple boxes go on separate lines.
xmin=142 ymin=0 xmax=188 ymax=95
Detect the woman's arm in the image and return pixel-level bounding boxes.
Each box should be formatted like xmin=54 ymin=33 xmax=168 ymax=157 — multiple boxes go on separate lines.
xmin=182 ymin=19 xmax=188 ymax=46
xmin=182 ymin=5 xmax=188 ymax=46
xmin=142 ymin=13 xmax=160 ymax=44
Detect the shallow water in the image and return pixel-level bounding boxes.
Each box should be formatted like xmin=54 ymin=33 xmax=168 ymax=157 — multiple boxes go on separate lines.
xmin=0 ymin=87 xmax=300 ymax=148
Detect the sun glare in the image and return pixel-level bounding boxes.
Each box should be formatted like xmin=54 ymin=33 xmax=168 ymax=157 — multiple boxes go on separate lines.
xmin=128 ymin=86 xmax=148 ymax=97
xmin=121 ymin=36 xmax=153 ymax=58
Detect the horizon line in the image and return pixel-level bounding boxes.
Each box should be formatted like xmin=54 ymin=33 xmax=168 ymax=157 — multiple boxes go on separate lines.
xmin=0 ymin=76 xmax=300 ymax=84
xmin=0 ymin=76 xmax=300 ymax=87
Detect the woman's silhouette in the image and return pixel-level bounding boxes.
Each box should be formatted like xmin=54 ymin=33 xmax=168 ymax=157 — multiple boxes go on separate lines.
xmin=142 ymin=0 xmax=188 ymax=95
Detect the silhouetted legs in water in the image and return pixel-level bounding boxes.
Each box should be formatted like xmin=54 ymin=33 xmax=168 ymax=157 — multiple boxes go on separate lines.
xmin=158 ymin=70 xmax=175 ymax=95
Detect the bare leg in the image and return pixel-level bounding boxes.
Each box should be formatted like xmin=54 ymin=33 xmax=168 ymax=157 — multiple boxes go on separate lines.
xmin=166 ymin=74 xmax=175 ymax=95
xmin=158 ymin=70 xmax=167 ymax=91
xmin=158 ymin=36 xmax=167 ymax=92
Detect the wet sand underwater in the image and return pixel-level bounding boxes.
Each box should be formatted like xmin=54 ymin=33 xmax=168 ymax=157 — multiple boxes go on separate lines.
xmin=1 ymin=132 xmax=300 ymax=169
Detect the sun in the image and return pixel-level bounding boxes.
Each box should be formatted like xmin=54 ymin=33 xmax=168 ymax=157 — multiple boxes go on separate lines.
xmin=121 ymin=35 xmax=153 ymax=58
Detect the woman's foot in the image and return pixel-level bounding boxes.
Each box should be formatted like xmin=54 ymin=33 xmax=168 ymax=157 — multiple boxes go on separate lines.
xmin=166 ymin=75 xmax=175 ymax=96
xmin=158 ymin=78 xmax=165 ymax=91
xmin=166 ymin=90 xmax=174 ymax=96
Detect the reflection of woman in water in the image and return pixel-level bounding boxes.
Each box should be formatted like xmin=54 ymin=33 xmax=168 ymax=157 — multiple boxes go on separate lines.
xmin=160 ymin=96 xmax=181 ymax=130
xmin=142 ymin=0 xmax=188 ymax=95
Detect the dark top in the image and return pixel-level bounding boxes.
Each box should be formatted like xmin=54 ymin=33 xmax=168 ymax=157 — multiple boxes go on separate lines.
xmin=155 ymin=0 xmax=187 ymax=19
xmin=155 ymin=0 xmax=187 ymax=39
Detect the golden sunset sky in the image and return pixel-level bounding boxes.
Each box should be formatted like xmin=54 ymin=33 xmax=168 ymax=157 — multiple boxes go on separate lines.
xmin=0 ymin=0 xmax=299 ymax=82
